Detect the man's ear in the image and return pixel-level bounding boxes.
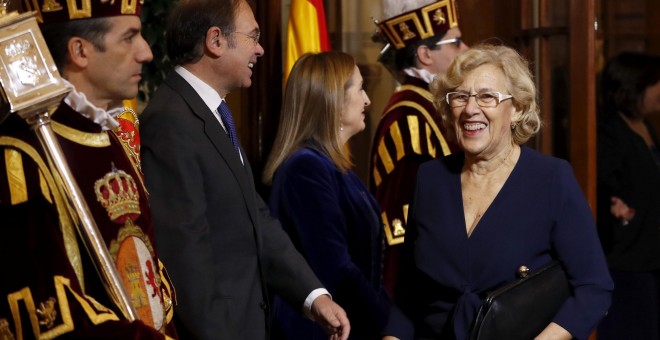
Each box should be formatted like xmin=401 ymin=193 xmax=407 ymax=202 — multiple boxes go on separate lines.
xmin=206 ymin=26 xmax=225 ymax=57
xmin=416 ymin=44 xmax=434 ymax=67
xmin=67 ymin=37 xmax=90 ymax=68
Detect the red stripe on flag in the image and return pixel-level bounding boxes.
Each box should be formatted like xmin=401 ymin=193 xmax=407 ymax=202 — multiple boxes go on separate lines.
xmin=308 ymin=0 xmax=330 ymax=51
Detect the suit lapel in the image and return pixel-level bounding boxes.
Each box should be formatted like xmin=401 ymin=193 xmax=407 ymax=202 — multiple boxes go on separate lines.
xmin=164 ymin=73 xmax=251 ymax=192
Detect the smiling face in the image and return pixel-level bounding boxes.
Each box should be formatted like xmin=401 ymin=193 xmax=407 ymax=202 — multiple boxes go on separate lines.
xmin=451 ymin=63 xmax=521 ymax=159
xmin=219 ymin=0 xmax=264 ymax=94
xmin=340 ymin=66 xmax=370 ymax=142
xmin=82 ymin=15 xmax=153 ymax=108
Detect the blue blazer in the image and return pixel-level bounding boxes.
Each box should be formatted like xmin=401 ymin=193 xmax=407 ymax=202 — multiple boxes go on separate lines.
xmin=385 ymin=146 xmax=613 ymax=340
xmin=269 ymin=146 xmax=390 ymax=339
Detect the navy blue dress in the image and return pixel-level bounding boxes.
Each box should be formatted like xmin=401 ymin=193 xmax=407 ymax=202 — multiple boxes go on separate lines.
xmin=269 ymin=146 xmax=390 ymax=339
xmin=385 ymin=146 xmax=613 ymax=340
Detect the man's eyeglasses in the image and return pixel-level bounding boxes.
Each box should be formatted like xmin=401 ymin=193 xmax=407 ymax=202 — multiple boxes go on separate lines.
xmin=232 ymin=30 xmax=260 ymax=46
xmin=434 ymin=37 xmax=462 ymax=49
xmin=445 ymin=91 xmax=513 ymax=108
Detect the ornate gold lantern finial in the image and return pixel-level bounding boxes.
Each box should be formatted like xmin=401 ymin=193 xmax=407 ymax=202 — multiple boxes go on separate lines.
xmin=0 ymin=0 xmax=9 ymax=15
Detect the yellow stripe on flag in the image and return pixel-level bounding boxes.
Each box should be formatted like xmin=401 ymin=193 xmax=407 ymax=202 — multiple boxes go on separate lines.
xmin=285 ymin=0 xmax=330 ymax=81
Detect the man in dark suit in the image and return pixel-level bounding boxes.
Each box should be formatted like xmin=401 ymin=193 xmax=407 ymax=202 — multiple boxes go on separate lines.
xmin=140 ymin=0 xmax=350 ymax=339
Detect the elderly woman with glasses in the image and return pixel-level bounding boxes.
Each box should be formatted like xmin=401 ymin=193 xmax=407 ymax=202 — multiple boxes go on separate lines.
xmin=383 ymin=44 xmax=613 ymax=340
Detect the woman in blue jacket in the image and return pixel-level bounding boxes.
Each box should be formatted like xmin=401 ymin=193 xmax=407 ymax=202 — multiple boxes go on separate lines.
xmin=263 ymin=51 xmax=390 ymax=339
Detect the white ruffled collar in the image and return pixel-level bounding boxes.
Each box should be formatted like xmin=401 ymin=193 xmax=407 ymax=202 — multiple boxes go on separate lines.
xmin=403 ymin=67 xmax=436 ymax=84
xmin=62 ymin=79 xmax=123 ymax=131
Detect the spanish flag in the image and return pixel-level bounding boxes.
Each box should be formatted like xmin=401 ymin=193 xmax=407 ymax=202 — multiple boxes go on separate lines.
xmin=284 ymin=0 xmax=330 ymax=81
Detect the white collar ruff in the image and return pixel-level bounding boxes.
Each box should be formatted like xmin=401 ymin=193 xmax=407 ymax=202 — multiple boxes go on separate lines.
xmin=62 ymin=79 xmax=123 ymax=131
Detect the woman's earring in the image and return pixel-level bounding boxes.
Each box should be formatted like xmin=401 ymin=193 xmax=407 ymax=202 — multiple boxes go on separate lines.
xmin=340 ymin=122 xmax=344 ymax=131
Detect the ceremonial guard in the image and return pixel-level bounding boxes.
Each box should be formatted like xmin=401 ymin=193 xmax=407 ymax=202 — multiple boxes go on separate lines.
xmin=370 ymin=0 xmax=468 ymax=295
xmin=0 ymin=0 xmax=177 ymax=338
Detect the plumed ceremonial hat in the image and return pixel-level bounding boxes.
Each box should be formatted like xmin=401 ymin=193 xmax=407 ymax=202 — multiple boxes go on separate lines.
xmin=22 ymin=0 xmax=143 ymax=24
xmin=376 ymin=0 xmax=459 ymax=50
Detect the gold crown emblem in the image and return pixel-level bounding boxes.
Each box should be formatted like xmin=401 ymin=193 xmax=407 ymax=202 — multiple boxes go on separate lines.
xmin=376 ymin=0 xmax=459 ymax=50
xmin=94 ymin=166 xmax=141 ymax=223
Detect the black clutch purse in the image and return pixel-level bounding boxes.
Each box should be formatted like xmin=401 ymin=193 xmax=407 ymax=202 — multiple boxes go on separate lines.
xmin=469 ymin=261 xmax=571 ymax=340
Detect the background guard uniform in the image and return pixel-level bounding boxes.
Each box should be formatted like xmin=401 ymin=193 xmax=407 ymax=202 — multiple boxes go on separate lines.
xmin=369 ymin=75 xmax=458 ymax=295
xmin=370 ymin=0 xmax=462 ymax=297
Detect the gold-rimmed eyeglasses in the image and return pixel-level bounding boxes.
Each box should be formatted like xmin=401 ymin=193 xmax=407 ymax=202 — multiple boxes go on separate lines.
xmin=446 ymin=91 xmax=513 ymax=108
xmin=232 ymin=30 xmax=260 ymax=46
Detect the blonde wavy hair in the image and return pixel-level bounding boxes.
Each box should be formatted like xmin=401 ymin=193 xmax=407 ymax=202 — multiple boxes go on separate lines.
xmin=431 ymin=43 xmax=541 ymax=145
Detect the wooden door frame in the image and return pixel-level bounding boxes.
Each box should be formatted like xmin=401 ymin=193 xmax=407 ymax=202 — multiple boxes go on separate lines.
xmin=569 ymin=0 xmax=597 ymax=214
xmin=519 ymin=0 xmax=597 ymax=214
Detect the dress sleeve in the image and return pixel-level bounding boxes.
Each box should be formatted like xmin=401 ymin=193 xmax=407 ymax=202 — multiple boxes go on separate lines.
xmin=550 ymin=160 xmax=614 ymax=340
